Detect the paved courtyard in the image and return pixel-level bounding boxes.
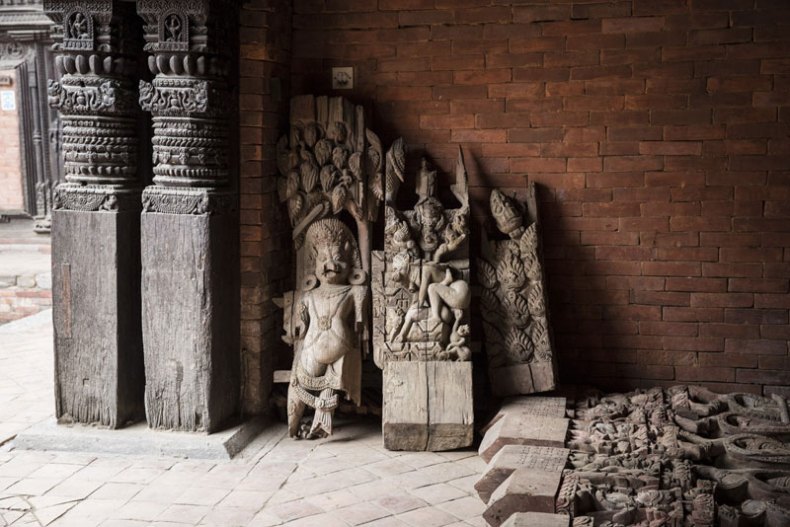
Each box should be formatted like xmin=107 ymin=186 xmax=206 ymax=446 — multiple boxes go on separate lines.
xmin=0 ymin=311 xmax=487 ymax=526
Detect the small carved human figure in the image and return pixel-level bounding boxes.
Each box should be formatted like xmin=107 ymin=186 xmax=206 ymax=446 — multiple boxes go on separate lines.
xmin=163 ymin=14 xmax=182 ymax=42
xmin=287 ymin=218 xmax=366 ymax=439
xmin=390 ymin=253 xmax=470 ymax=345
xmin=68 ymin=12 xmax=89 ymax=40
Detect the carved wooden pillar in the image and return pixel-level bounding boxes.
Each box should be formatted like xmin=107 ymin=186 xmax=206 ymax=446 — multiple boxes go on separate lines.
xmin=44 ymin=0 xmax=145 ymax=427
xmin=136 ymin=0 xmax=239 ymax=432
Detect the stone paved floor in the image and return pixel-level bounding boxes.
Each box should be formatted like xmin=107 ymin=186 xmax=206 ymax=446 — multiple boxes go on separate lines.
xmin=0 ymin=311 xmax=487 ymax=526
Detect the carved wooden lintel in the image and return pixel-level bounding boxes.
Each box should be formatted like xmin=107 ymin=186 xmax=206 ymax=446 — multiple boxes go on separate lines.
xmin=53 ymin=182 xmax=140 ymax=212
xmin=141 ymin=186 xmax=235 ymax=215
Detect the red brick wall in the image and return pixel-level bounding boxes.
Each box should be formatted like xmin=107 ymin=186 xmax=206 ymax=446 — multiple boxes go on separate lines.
xmin=239 ymin=0 xmax=293 ymax=414
xmin=285 ymin=0 xmax=790 ymax=397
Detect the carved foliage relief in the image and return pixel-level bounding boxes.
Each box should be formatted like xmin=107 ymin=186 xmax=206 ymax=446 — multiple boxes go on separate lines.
xmin=478 ymin=185 xmax=557 ymax=395
xmin=372 ymin=145 xmax=472 ymax=365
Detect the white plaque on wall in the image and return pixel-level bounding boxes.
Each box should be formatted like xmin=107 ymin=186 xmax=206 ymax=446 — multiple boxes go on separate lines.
xmin=1 ymin=90 xmax=15 ymax=111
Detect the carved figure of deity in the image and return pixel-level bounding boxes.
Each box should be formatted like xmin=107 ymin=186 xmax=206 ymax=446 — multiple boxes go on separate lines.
xmin=286 ymin=218 xmax=367 ymax=439
xmin=373 ymin=146 xmax=472 ymax=363
xmin=164 ymin=14 xmax=182 ymax=42
xmin=68 ymin=12 xmax=89 ymax=40
xmin=372 ymin=145 xmax=474 ymax=451
xmin=274 ymin=95 xmax=384 ymax=439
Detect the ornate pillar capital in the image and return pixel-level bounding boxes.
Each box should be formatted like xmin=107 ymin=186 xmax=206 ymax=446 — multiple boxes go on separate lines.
xmin=44 ymin=0 xmax=143 ymax=210
xmin=136 ymin=0 xmax=237 ymax=208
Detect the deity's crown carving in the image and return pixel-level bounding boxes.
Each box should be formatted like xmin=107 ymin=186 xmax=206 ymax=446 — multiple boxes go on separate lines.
xmin=490 ymin=189 xmax=524 ymax=236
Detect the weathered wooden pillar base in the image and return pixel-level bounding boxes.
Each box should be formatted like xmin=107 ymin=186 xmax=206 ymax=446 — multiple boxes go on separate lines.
xmin=383 ymin=361 xmax=473 ymax=451
xmin=141 ymin=191 xmax=239 ymax=433
xmin=52 ymin=204 xmax=144 ymax=429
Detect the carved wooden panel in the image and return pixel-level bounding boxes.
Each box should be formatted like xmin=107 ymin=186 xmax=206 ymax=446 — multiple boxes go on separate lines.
xmin=274 ymin=95 xmax=383 ymax=439
xmin=374 ymin=144 xmax=474 ymax=451
xmin=479 ymin=183 xmax=558 ymax=397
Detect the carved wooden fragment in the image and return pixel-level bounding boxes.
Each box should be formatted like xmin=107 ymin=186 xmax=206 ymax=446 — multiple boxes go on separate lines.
xmin=502 ymin=512 xmax=570 ymax=527
xmin=136 ymin=0 xmax=240 ymax=432
xmin=476 ymin=445 xmax=570 ymax=503
xmin=373 ymin=145 xmax=474 ymax=451
xmin=484 ymin=467 xmax=564 ymax=527
xmin=479 ymin=184 xmax=558 ymax=397
xmin=553 ymin=386 xmax=790 ymax=526
xmin=45 ymin=0 xmax=145 ymax=428
xmin=275 ymin=95 xmax=383 ymax=438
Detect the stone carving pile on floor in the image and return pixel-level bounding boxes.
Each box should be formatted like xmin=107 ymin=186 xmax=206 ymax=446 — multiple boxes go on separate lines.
xmin=476 ymin=387 xmax=790 ymax=527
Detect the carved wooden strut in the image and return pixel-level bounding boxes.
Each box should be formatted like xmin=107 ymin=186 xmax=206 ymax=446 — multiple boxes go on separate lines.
xmin=275 ymin=95 xmax=383 ymax=438
xmin=478 ymin=184 xmax=558 ymax=397
xmin=372 ymin=144 xmax=474 ymax=451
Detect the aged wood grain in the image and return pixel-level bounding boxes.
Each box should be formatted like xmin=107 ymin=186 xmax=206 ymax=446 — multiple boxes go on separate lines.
xmin=52 ymin=209 xmax=145 ymax=428
xmin=141 ymin=212 xmax=239 ymax=433
xmin=383 ymin=361 xmax=473 ymax=451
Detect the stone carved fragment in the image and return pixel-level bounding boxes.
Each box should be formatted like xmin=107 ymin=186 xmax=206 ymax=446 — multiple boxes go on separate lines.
xmin=275 ymin=95 xmax=383 ymax=439
xmin=373 ymin=144 xmax=473 ymax=451
xmin=558 ymin=386 xmax=790 ymax=527
xmin=479 ymin=184 xmax=557 ymax=397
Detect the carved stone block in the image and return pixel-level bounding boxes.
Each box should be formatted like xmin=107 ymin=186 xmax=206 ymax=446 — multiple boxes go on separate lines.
xmin=484 ymin=467 xmax=564 ymax=527
xmin=479 ymin=184 xmax=558 ymax=397
xmin=476 ymin=445 xmax=569 ymax=503
xmin=141 ymin=208 xmax=239 ymax=432
xmin=483 ymin=396 xmax=568 ymax=434
xmin=383 ymin=360 xmax=473 ymax=451
xmin=480 ymin=413 xmax=569 ymax=462
xmin=501 ymin=512 xmax=570 ymax=527
xmin=52 ymin=208 xmax=144 ymax=428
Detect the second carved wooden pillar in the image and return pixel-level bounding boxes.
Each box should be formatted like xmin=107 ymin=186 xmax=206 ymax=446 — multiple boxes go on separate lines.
xmin=137 ymin=0 xmax=239 ymax=432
